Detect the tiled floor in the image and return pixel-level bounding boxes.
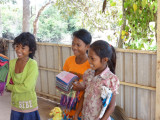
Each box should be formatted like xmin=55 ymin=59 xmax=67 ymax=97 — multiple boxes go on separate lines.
xmin=0 ymin=92 xmax=58 ymax=120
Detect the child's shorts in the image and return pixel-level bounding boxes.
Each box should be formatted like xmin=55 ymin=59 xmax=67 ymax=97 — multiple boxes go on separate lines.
xmin=10 ymin=110 xmax=40 ymax=120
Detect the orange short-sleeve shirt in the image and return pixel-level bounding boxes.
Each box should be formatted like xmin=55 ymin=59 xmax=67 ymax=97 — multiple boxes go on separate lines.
xmin=63 ymin=55 xmax=90 ymax=117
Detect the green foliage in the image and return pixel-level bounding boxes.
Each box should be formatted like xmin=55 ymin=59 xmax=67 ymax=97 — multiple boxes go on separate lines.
xmin=1 ymin=4 xmax=22 ymax=37
xmin=55 ymin=0 xmax=121 ymax=32
xmin=36 ymin=6 xmax=67 ymax=41
xmin=121 ymin=0 xmax=157 ymax=50
xmin=29 ymin=0 xmax=122 ymax=43
xmin=32 ymin=5 xmax=79 ymax=42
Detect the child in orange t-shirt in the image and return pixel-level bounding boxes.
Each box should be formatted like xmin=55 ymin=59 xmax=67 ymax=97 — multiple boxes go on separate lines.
xmin=62 ymin=29 xmax=92 ymax=119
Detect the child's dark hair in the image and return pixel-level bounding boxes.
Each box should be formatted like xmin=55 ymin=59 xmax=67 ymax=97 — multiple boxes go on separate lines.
xmin=73 ymin=29 xmax=92 ymax=45
xmin=0 ymin=39 xmax=8 ymax=55
xmin=90 ymin=40 xmax=116 ymax=74
xmin=13 ymin=32 xmax=37 ymax=59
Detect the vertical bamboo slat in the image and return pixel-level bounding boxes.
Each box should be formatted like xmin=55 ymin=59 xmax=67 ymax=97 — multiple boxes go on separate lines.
xmin=132 ymin=53 xmax=137 ymax=118
xmin=62 ymin=47 xmax=71 ymax=67
xmin=35 ymin=45 xmax=41 ymax=92
xmin=116 ymin=52 xmax=125 ymax=108
xmin=151 ymin=55 xmax=156 ymax=87
xmin=124 ymin=53 xmax=136 ymax=118
xmin=53 ymin=46 xmax=59 ymax=70
xmin=55 ymin=46 xmax=62 ymax=97
xmin=151 ymin=91 xmax=156 ymax=120
xmin=47 ymin=71 xmax=56 ymax=95
xmin=58 ymin=46 xmax=62 ymax=70
xmin=36 ymin=75 xmax=41 ymax=92
xmin=137 ymin=89 xmax=151 ymax=120
xmin=151 ymin=55 xmax=156 ymax=120
xmin=35 ymin=51 xmax=40 ymax=66
xmin=53 ymin=46 xmax=60 ymax=97
xmin=46 ymin=46 xmax=55 ymax=95
xmin=39 ymin=45 xmax=48 ymax=93
xmin=39 ymin=45 xmax=47 ymax=68
xmin=46 ymin=46 xmax=54 ymax=69
xmin=137 ymin=54 xmax=151 ymax=120
xmin=156 ymin=0 xmax=160 ymax=119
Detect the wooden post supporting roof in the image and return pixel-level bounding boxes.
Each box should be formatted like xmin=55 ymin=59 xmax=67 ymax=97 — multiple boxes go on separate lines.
xmin=156 ymin=0 xmax=160 ymax=119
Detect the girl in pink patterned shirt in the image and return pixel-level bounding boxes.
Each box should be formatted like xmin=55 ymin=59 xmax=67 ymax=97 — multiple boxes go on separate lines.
xmin=74 ymin=40 xmax=119 ymax=120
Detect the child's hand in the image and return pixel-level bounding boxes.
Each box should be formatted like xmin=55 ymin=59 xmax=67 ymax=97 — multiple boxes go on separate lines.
xmin=73 ymin=114 xmax=78 ymax=120
xmin=73 ymin=117 xmax=78 ymax=120
xmin=72 ymin=81 xmax=80 ymax=91
xmin=5 ymin=88 xmax=11 ymax=92
xmin=72 ymin=81 xmax=85 ymax=91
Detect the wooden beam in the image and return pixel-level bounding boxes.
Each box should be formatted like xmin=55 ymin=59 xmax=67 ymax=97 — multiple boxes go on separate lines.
xmin=116 ymin=48 xmax=156 ymax=54
xmin=120 ymin=81 xmax=156 ymax=91
xmin=58 ymin=46 xmax=62 ymax=71
xmin=39 ymin=67 xmax=61 ymax=73
xmin=156 ymin=0 xmax=160 ymax=119
xmin=36 ymin=91 xmax=60 ymax=100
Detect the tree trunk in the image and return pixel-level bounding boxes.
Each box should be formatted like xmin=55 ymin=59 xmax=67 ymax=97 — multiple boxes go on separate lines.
xmin=33 ymin=1 xmax=53 ymax=38
xmin=118 ymin=0 xmax=126 ymax=48
xmin=0 ymin=6 xmax=2 ymax=37
xmin=23 ymin=0 xmax=30 ymax=32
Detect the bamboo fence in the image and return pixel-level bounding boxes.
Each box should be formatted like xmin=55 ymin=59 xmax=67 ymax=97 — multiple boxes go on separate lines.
xmin=4 ymin=39 xmax=158 ymax=120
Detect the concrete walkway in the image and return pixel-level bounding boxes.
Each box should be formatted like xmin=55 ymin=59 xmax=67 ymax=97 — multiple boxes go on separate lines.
xmin=0 ymin=92 xmax=58 ymax=120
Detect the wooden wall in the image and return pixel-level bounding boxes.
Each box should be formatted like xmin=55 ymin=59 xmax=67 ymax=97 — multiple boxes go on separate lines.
xmin=116 ymin=51 xmax=156 ymax=120
xmin=6 ymin=40 xmax=157 ymax=120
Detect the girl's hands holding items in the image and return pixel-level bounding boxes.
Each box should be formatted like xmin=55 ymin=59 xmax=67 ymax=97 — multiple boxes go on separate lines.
xmin=72 ymin=80 xmax=85 ymax=91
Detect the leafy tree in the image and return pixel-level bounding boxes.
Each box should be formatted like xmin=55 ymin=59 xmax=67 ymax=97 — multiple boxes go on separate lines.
xmin=33 ymin=6 xmax=69 ymax=42
xmin=0 ymin=0 xmax=17 ymax=37
xmin=55 ymin=0 xmax=122 ymax=45
xmin=56 ymin=0 xmax=121 ymax=31
xmin=33 ymin=1 xmax=54 ymax=38
xmin=1 ymin=4 xmax=22 ymax=38
xmin=118 ymin=0 xmax=157 ymax=50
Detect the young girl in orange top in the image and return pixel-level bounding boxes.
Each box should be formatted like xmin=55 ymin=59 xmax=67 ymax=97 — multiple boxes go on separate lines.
xmin=63 ymin=29 xmax=92 ymax=119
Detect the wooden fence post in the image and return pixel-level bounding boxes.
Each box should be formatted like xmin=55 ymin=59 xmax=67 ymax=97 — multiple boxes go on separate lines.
xmin=156 ymin=0 xmax=160 ymax=119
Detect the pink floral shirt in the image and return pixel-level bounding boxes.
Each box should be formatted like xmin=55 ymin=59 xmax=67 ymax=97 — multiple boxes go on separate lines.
xmin=81 ymin=67 xmax=119 ymax=120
